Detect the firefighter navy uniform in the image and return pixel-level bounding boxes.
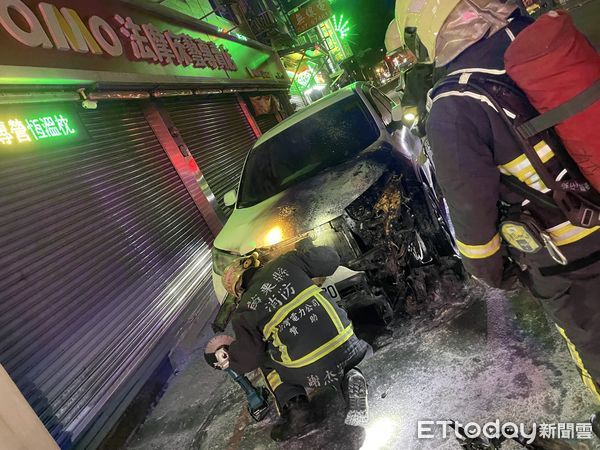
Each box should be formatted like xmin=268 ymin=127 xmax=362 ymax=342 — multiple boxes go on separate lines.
xmin=227 ymin=246 xmax=368 ymax=410
xmin=426 ymin=16 xmax=600 ymax=400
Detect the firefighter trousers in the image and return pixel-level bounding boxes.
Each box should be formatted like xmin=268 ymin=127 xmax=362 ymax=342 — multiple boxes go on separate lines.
xmin=516 ymin=232 xmax=600 ymax=402
xmin=260 ymin=337 xmax=369 ymax=413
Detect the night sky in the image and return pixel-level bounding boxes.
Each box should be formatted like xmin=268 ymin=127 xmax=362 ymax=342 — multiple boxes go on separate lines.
xmin=332 ymin=0 xmax=395 ymax=60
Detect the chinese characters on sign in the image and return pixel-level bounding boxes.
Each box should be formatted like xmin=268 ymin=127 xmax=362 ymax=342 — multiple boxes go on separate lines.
xmin=114 ymin=15 xmax=237 ymax=72
xmin=0 ymin=0 xmax=243 ymax=76
xmin=290 ymin=0 xmax=333 ymax=34
xmin=0 ymin=114 xmax=76 ymax=146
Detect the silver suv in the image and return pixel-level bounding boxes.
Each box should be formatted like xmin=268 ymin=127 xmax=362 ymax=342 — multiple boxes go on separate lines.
xmin=211 ymin=82 xmax=461 ymax=327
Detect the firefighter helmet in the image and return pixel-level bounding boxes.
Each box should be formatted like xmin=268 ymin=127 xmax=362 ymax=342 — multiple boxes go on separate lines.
xmin=394 ymin=0 xmax=517 ymax=66
xmin=385 ymin=19 xmax=403 ymax=53
xmin=222 ymin=252 xmax=261 ymax=298
xmin=394 ymin=0 xmax=461 ymax=62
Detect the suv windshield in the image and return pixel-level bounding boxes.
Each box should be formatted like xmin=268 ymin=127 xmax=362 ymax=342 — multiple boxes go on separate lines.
xmin=237 ymin=93 xmax=380 ymax=208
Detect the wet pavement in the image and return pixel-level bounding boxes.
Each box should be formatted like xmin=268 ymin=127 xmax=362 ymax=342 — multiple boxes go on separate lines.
xmin=124 ymin=4 xmax=600 ymax=448
xmin=125 ymin=283 xmax=600 ymax=450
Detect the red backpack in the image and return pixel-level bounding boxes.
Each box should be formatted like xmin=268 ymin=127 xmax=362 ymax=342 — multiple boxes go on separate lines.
xmin=504 ymin=10 xmax=600 ymax=192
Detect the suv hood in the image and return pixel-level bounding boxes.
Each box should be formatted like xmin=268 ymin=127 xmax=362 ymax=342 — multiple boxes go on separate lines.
xmin=214 ymin=154 xmax=387 ymax=255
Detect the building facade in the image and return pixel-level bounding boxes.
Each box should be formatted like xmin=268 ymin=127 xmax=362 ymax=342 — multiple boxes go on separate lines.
xmin=0 ymin=0 xmax=289 ymax=448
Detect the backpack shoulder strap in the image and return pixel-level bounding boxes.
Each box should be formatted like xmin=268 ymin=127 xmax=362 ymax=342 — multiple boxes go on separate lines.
xmin=428 ymin=73 xmax=600 ymax=226
xmin=430 ymin=73 xmax=580 ymax=192
xmin=428 ymin=74 xmax=476 ymax=112
xmin=517 ymin=79 xmax=600 ymax=139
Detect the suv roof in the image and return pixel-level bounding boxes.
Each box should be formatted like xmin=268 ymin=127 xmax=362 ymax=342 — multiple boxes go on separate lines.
xmin=255 ymin=82 xmax=368 ymax=146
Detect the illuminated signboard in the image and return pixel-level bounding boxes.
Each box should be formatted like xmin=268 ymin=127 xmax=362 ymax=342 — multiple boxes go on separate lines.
xmin=0 ymin=0 xmax=287 ymax=85
xmin=290 ymin=0 xmax=333 ymax=34
xmin=0 ymin=106 xmax=87 ymax=149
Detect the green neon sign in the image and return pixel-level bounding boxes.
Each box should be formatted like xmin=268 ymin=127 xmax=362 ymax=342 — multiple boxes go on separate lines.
xmin=333 ymin=14 xmax=351 ymax=40
xmin=0 ymin=107 xmax=86 ymax=149
xmin=0 ymin=114 xmax=76 ymax=145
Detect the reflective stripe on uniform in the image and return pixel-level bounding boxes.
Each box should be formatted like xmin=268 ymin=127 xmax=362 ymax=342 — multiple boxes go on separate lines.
xmin=263 ymin=284 xmax=353 ymax=369
xmin=260 ymin=368 xmax=283 ymax=415
xmin=522 ymin=168 xmax=570 ymax=207
xmin=430 ymin=90 xmax=498 ymax=112
xmin=456 ymin=234 xmax=501 ymax=259
xmin=447 ymin=68 xmax=507 ymax=76
xmin=505 ymin=28 xmax=516 ymax=41
xmin=262 ymin=285 xmax=320 ymax=339
xmin=429 ymin=88 xmax=559 ymax=194
xmin=498 ymin=141 xmax=555 ymax=193
xmin=547 ymin=221 xmax=600 ymax=246
xmin=556 ymin=326 xmax=600 ymax=402
xmin=272 ymin=327 xmax=291 ymax=364
xmin=266 ymin=370 xmax=283 ymax=391
xmin=499 ymin=143 xmax=598 ymax=247
xmin=315 ymin=292 xmax=344 ymax=333
xmin=273 ymin=325 xmax=354 ymax=369
xmin=556 ymin=169 xmax=568 ymax=181
xmin=502 ymin=108 xmax=516 ymax=119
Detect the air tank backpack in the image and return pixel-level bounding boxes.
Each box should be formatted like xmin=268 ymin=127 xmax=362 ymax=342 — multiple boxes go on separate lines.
xmin=429 ymin=11 xmax=600 ymax=265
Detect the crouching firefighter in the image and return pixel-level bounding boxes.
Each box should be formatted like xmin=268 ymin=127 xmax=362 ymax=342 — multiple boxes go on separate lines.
xmin=394 ymin=0 xmax=600 ymax=401
xmin=205 ymin=246 xmax=370 ymax=441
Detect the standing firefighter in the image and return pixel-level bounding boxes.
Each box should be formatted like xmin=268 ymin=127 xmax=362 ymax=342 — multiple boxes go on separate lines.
xmin=206 ymin=246 xmax=370 ymax=441
xmin=394 ymin=0 xmax=600 ymax=401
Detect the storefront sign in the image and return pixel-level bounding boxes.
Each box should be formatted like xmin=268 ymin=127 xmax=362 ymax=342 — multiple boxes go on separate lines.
xmin=112 ymin=15 xmax=237 ymax=72
xmin=318 ymin=19 xmax=352 ymax=62
xmin=290 ymin=0 xmax=333 ymax=34
xmin=279 ymin=0 xmax=310 ymax=13
xmin=0 ymin=106 xmax=87 ymax=148
xmin=247 ymin=68 xmax=273 ymax=79
xmin=0 ymin=0 xmax=286 ymax=85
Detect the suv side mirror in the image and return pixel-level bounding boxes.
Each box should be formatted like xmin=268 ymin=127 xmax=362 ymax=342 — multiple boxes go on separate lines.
xmin=224 ymin=189 xmax=237 ymax=207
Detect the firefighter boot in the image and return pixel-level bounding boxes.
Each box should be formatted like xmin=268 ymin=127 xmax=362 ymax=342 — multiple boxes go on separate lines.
xmin=343 ymin=368 xmax=369 ymax=426
xmin=270 ymin=396 xmax=318 ymax=442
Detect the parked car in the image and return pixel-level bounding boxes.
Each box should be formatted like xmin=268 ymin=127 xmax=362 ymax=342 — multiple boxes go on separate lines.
xmin=211 ymin=82 xmax=462 ymax=328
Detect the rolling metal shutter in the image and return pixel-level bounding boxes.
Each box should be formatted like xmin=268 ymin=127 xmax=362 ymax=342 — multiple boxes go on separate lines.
xmin=0 ymin=101 xmax=215 ymax=448
xmin=254 ymin=113 xmax=279 ymax=134
xmin=160 ymin=95 xmax=257 ymax=218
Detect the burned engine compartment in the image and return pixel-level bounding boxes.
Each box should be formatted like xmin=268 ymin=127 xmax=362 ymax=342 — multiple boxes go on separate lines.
xmin=237 ymin=153 xmax=465 ymax=331
xmin=321 ymin=168 xmax=464 ymax=321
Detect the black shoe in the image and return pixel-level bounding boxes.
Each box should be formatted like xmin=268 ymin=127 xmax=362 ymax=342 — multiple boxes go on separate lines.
xmin=270 ymin=396 xmax=318 ymax=442
xmin=343 ymin=368 xmax=368 ymax=426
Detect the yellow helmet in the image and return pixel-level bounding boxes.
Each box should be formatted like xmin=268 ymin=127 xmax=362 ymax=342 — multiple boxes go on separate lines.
xmin=222 ymin=252 xmax=260 ymax=298
xmin=384 ymin=19 xmax=403 ymax=53
xmin=394 ymin=0 xmax=462 ymax=63
xmin=395 ymin=0 xmax=518 ymax=66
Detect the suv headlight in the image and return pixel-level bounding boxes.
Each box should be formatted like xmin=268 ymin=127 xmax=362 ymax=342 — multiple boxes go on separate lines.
xmin=212 ymin=223 xmax=332 ymax=275
xmin=258 ymin=223 xmax=330 ymax=258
